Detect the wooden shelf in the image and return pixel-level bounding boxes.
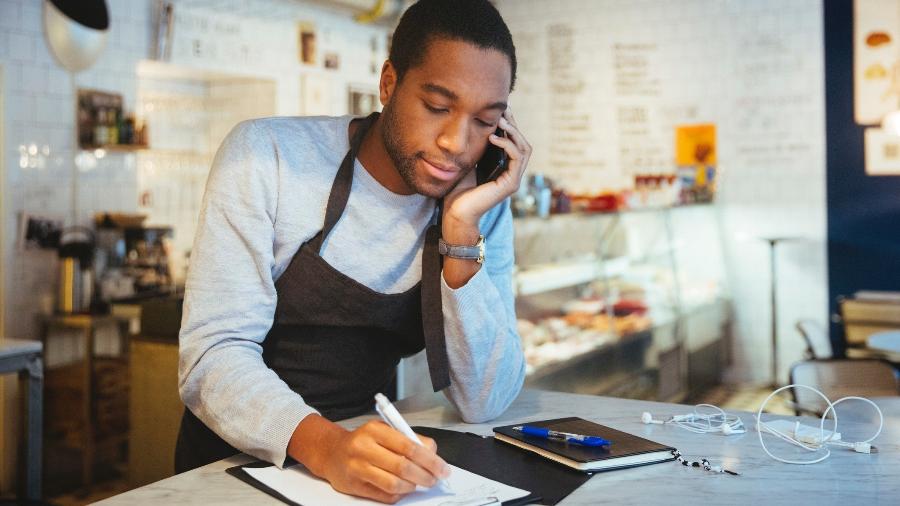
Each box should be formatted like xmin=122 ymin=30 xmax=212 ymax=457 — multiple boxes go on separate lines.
xmin=79 ymin=145 xmax=212 ymax=158
xmin=80 ymin=144 xmax=149 ymax=152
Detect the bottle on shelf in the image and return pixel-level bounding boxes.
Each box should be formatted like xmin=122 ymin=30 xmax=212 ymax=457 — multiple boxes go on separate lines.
xmin=121 ymin=114 xmax=135 ymax=145
xmin=108 ymin=108 xmax=119 ymax=145
xmin=134 ymin=118 xmax=148 ymax=147
xmin=94 ymin=107 xmax=108 ymax=147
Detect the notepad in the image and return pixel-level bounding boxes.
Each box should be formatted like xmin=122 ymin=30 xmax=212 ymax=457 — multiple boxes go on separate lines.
xmin=240 ymin=462 xmax=531 ymax=506
xmin=493 ymin=417 xmax=675 ymax=472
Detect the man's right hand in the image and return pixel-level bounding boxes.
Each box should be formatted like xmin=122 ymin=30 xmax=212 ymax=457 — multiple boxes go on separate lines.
xmin=287 ymin=414 xmax=451 ymax=504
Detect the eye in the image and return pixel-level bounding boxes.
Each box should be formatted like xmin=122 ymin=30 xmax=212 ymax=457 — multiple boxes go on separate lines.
xmin=476 ymin=118 xmax=497 ymax=128
xmin=424 ymin=103 xmax=449 ymax=114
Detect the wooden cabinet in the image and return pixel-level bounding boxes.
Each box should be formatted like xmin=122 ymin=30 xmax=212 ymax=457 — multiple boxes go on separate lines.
xmin=41 ymin=315 xmax=130 ymax=494
xmin=128 ymin=338 xmax=181 ymax=488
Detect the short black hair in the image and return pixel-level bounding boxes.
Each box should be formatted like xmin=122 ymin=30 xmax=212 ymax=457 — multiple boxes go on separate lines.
xmin=389 ymin=0 xmax=517 ymax=91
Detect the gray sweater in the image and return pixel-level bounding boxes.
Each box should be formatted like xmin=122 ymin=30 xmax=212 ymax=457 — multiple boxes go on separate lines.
xmin=178 ymin=115 xmax=526 ymax=467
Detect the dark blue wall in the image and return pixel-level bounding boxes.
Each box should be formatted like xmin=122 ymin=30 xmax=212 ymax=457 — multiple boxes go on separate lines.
xmin=825 ymin=0 xmax=900 ymax=356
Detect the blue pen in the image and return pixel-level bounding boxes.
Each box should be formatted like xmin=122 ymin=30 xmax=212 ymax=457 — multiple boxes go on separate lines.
xmin=513 ymin=425 xmax=611 ymax=447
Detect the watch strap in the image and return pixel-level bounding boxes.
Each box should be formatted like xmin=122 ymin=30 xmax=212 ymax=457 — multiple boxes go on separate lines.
xmin=438 ymin=235 xmax=485 ymax=263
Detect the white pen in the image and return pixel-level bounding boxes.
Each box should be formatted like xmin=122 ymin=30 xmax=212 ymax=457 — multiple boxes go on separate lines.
xmin=374 ymin=393 xmax=453 ymax=492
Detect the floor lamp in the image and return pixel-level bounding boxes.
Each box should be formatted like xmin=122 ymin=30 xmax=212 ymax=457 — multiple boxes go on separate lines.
xmin=760 ymin=236 xmax=800 ymax=387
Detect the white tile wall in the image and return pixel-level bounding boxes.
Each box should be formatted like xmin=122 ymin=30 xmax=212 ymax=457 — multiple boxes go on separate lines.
xmin=496 ymin=0 xmax=828 ymax=384
xmin=1 ymin=0 xmax=388 ymax=346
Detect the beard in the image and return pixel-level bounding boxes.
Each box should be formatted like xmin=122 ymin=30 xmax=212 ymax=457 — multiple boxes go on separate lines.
xmin=380 ymin=99 xmax=472 ymax=199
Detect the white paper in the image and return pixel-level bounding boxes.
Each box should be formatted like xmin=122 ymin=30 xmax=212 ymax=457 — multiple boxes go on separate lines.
xmin=242 ymin=463 xmax=530 ymax=506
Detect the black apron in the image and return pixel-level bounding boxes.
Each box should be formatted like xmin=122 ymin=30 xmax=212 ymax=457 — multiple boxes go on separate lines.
xmin=174 ymin=113 xmax=451 ymax=472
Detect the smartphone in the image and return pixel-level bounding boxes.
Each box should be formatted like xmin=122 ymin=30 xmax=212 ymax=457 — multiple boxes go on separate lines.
xmin=475 ymin=127 xmax=509 ymax=185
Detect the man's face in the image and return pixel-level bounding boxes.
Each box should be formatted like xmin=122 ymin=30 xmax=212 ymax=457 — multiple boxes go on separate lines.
xmin=380 ymin=38 xmax=512 ymax=199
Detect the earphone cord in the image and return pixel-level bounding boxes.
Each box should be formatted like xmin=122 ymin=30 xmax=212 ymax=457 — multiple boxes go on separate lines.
xmin=671 ymin=449 xmax=740 ymax=475
xmin=667 ymin=404 xmax=746 ymax=434
xmin=756 ymin=384 xmax=884 ymax=465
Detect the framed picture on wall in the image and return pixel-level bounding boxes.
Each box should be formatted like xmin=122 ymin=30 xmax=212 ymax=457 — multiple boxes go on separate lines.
xmin=298 ymin=21 xmax=317 ymax=65
xmin=864 ymin=127 xmax=900 ymax=175
xmin=348 ymin=86 xmax=379 ymax=116
xmin=324 ymin=51 xmax=340 ymax=70
xmin=854 ymin=0 xmax=900 ymax=125
xmin=17 ymin=212 xmax=63 ymax=250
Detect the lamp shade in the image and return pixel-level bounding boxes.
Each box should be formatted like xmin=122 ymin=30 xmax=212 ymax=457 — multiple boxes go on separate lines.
xmin=42 ymin=0 xmax=109 ymax=73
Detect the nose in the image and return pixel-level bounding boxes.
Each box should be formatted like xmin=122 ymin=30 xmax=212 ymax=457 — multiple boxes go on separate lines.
xmin=435 ymin=117 xmax=468 ymax=157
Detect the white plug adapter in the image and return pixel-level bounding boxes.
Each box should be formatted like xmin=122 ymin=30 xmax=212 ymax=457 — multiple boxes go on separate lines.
xmin=759 ymin=419 xmax=842 ymax=444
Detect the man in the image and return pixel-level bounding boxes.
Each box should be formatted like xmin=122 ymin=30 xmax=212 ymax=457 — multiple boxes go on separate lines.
xmin=175 ymin=0 xmax=531 ymax=502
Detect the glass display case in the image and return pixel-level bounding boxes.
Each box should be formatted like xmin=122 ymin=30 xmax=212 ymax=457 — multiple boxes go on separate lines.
xmin=513 ymin=204 xmax=731 ymax=402
xmin=397 ymin=204 xmax=731 ymax=402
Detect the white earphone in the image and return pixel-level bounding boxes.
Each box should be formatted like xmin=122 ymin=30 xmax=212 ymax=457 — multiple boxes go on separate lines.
xmin=641 ymin=405 xmax=746 ymax=435
xmin=641 ymin=412 xmax=692 ymax=424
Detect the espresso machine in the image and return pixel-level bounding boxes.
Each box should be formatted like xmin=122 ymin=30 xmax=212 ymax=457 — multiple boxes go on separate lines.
xmin=94 ymin=214 xmax=174 ymax=304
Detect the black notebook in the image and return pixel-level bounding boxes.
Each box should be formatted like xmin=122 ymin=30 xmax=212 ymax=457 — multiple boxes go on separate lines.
xmin=493 ymin=417 xmax=675 ymax=472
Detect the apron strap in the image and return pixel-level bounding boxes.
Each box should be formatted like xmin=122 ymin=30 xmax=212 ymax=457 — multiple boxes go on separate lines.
xmin=421 ymin=202 xmax=451 ymax=391
xmin=310 ymin=112 xmax=379 ymax=252
xmin=311 ymin=111 xmax=451 ymax=392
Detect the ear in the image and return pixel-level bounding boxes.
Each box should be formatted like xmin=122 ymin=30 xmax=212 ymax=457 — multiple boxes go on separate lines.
xmin=379 ymin=60 xmax=397 ymax=106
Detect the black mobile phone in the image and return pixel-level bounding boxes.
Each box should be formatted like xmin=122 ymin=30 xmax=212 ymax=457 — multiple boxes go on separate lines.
xmin=475 ymin=127 xmax=508 ymax=185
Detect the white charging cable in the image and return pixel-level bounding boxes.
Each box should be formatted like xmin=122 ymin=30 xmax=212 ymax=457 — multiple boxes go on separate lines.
xmin=755 ymin=383 xmax=884 ymax=465
xmin=641 ymin=404 xmax=746 ymax=435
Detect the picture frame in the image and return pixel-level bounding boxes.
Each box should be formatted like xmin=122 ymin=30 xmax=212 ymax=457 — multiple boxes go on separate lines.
xmin=348 ymin=86 xmax=379 ymax=116
xmin=18 ymin=212 xmax=63 ymax=250
xmin=298 ymin=22 xmax=317 ymax=65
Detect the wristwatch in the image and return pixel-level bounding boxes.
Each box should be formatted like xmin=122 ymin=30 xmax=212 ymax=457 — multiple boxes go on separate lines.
xmin=438 ymin=235 xmax=485 ymax=264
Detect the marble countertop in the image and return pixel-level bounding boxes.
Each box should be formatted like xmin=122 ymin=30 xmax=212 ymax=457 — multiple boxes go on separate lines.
xmin=98 ymin=389 xmax=900 ymax=505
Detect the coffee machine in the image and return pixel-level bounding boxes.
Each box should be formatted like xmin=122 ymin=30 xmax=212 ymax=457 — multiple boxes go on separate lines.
xmin=57 ymin=227 xmax=95 ymax=313
xmin=94 ymin=214 xmax=174 ymax=303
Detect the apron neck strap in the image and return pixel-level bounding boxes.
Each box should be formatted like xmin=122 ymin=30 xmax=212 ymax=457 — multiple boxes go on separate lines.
xmin=313 ymin=112 xmax=380 ymax=251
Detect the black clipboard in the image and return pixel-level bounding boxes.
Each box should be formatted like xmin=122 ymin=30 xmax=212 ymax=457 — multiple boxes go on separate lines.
xmin=414 ymin=427 xmax=592 ymax=505
xmin=226 ymin=461 xmax=304 ymax=505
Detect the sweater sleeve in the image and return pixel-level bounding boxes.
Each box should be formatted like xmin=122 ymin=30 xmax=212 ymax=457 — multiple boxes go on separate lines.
xmin=440 ymin=198 xmax=527 ymax=422
xmin=178 ymin=120 xmax=318 ymax=468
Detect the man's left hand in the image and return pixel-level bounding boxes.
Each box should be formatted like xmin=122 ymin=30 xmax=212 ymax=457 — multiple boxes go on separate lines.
xmin=442 ymin=108 xmax=532 ymax=235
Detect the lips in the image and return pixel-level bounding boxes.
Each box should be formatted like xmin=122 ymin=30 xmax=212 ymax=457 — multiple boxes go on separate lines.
xmin=420 ymin=156 xmax=460 ymax=182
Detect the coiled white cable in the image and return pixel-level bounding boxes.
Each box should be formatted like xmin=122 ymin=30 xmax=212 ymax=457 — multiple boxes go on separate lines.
xmin=755 ymin=383 xmax=884 ymax=465
xmin=671 ymin=404 xmax=747 ymax=435
xmin=642 ymin=404 xmax=746 ymax=434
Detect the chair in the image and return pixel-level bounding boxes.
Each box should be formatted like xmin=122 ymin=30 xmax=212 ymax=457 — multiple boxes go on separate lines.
xmin=795 ymin=320 xmax=832 ymax=360
xmin=788 ymin=359 xmax=899 ymax=417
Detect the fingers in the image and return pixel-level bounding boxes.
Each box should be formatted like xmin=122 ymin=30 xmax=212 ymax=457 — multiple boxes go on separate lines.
xmin=367 ymin=423 xmax=449 ymax=487
xmin=357 ymin=480 xmax=403 ymax=504
xmin=488 ymin=130 xmax=528 ymax=186
xmin=490 ymin=109 xmax=532 ymax=190
xmin=361 ymin=463 xmax=417 ymax=497
xmin=418 ymin=435 xmax=438 ymax=453
xmin=499 ymin=110 xmax=532 ymax=158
